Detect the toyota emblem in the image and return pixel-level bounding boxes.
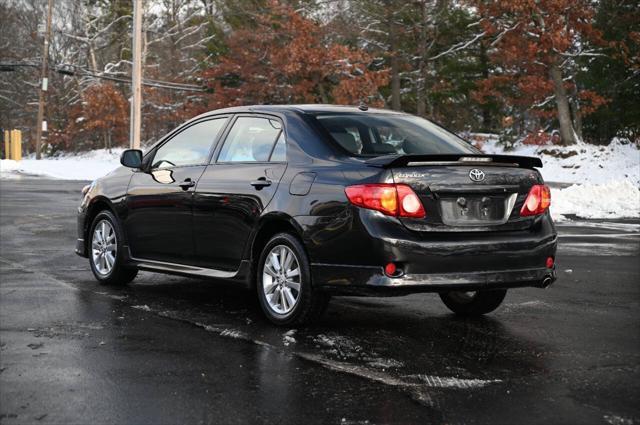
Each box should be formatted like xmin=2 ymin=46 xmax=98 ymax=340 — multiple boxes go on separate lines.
xmin=469 ymin=168 xmax=485 ymax=182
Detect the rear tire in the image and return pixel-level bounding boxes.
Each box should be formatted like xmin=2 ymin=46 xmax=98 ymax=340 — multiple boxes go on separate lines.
xmin=88 ymin=210 xmax=138 ymax=286
xmin=439 ymin=289 xmax=507 ymax=316
xmin=256 ymin=232 xmax=329 ymax=326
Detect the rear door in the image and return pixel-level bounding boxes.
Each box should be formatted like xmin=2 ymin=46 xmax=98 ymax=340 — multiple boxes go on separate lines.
xmin=125 ymin=117 xmax=229 ymax=264
xmin=193 ymin=115 xmax=288 ymax=270
xmin=391 ymin=161 xmax=542 ymax=232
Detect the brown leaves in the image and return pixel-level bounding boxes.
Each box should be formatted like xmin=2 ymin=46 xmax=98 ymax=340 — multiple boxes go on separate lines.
xmin=578 ymin=90 xmax=609 ymax=115
xmin=62 ymin=83 xmax=129 ymax=150
xmin=474 ymin=0 xmax=608 ymax=119
xmin=200 ymin=1 xmax=388 ymax=109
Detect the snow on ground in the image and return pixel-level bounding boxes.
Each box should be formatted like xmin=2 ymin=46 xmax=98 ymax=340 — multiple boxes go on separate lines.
xmin=0 ymin=148 xmax=123 ymax=181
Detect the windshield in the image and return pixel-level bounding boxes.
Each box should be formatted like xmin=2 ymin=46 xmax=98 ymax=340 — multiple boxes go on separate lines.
xmin=314 ymin=114 xmax=478 ymax=156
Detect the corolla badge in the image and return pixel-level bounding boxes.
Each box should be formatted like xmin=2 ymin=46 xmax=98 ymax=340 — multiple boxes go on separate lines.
xmin=469 ymin=168 xmax=485 ymax=182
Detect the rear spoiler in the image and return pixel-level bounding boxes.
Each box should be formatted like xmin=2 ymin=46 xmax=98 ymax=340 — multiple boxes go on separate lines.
xmin=364 ymin=154 xmax=543 ymax=169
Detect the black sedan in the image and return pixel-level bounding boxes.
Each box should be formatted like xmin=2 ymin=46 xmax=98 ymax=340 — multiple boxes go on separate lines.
xmin=75 ymin=104 xmax=557 ymax=325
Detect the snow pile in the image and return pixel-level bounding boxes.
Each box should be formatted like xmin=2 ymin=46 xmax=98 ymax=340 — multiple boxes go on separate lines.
xmin=468 ymin=135 xmax=640 ymax=219
xmin=551 ymin=180 xmax=640 ymax=220
xmin=0 ymin=148 xmax=123 ymax=181
xmin=476 ymin=136 xmax=640 ymax=186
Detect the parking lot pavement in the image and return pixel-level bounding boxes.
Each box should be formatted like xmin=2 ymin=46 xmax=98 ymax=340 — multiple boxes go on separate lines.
xmin=1 ymin=179 xmax=639 ymax=425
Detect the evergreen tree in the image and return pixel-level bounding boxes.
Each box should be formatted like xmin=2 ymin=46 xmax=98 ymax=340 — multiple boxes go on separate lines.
xmin=579 ymin=0 xmax=640 ymax=143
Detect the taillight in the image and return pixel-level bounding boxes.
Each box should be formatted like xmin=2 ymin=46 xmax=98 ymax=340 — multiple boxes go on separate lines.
xmin=520 ymin=184 xmax=551 ymax=216
xmin=396 ymin=185 xmax=425 ymax=218
xmin=345 ymin=184 xmax=426 ymax=218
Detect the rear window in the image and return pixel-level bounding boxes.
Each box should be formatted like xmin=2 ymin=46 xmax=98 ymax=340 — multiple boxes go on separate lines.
xmin=314 ymin=114 xmax=477 ymax=156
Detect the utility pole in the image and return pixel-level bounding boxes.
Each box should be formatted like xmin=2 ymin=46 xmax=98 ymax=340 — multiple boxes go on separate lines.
xmin=129 ymin=0 xmax=143 ymax=149
xmin=35 ymin=0 xmax=54 ymax=160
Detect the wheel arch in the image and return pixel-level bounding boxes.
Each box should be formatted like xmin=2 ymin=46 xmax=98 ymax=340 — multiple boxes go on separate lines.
xmin=83 ymin=197 xmax=119 ymax=251
xmin=250 ymin=211 xmax=330 ymax=325
xmin=248 ymin=213 xmax=306 ymax=266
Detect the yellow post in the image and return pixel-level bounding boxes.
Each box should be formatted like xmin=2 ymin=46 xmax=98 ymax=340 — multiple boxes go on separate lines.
xmin=14 ymin=130 xmax=22 ymax=161
xmin=3 ymin=130 xmax=10 ymax=159
xmin=10 ymin=130 xmax=22 ymax=161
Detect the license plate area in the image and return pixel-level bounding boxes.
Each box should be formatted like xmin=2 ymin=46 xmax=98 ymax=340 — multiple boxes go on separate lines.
xmin=439 ymin=193 xmax=517 ymax=226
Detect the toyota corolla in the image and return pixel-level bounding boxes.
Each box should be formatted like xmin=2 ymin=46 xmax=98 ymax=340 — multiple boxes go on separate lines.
xmin=75 ymin=105 xmax=557 ymax=325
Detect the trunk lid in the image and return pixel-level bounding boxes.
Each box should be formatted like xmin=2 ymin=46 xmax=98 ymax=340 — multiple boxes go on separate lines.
xmin=370 ymin=154 xmax=544 ymax=232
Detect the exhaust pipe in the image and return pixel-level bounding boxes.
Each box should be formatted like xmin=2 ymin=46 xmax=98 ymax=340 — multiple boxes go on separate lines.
xmin=541 ymin=277 xmax=553 ymax=288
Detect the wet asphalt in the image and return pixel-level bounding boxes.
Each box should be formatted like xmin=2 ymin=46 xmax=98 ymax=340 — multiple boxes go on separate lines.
xmin=0 ymin=179 xmax=638 ymax=425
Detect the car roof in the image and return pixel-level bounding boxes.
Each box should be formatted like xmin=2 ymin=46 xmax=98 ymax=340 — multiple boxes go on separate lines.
xmin=194 ymin=104 xmax=407 ymax=119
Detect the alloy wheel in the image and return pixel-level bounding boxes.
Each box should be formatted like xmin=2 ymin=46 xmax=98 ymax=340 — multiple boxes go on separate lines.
xmin=262 ymin=245 xmax=301 ymax=315
xmin=92 ymin=219 xmax=117 ymax=275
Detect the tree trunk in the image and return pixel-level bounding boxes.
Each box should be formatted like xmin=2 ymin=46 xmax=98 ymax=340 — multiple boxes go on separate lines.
xmin=416 ymin=0 xmax=427 ymax=117
xmin=426 ymin=69 xmax=435 ymax=118
xmin=549 ymin=64 xmax=577 ymax=145
xmin=388 ymin=9 xmax=401 ymax=111
xmin=390 ymin=53 xmax=401 ymax=111
xmin=89 ymin=45 xmax=98 ymax=71
xmin=572 ymin=98 xmax=583 ymax=141
xmin=416 ymin=83 xmax=425 ymax=116
xmin=479 ymin=42 xmax=492 ymax=131
xmin=85 ymin=17 xmax=98 ymax=71
xmin=317 ymin=82 xmax=329 ymax=104
xmin=570 ymin=83 xmax=583 ymax=141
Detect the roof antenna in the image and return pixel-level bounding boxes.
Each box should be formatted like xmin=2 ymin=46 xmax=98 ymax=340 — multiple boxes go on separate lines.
xmin=358 ymin=99 xmax=368 ymax=111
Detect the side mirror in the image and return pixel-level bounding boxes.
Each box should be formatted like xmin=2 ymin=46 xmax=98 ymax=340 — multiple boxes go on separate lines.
xmin=120 ymin=149 xmax=143 ymax=169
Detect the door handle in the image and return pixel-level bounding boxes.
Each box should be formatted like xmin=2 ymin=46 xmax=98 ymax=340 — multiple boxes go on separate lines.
xmin=250 ymin=177 xmax=272 ymax=190
xmin=179 ymin=178 xmax=196 ymax=190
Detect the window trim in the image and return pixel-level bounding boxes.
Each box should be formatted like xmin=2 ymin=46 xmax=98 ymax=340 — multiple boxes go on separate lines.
xmin=144 ymin=115 xmax=231 ymax=171
xmin=267 ymin=131 xmax=287 ymax=163
xmin=212 ymin=113 xmax=288 ymax=165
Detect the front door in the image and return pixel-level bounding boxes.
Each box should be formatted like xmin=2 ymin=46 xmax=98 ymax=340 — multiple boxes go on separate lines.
xmin=124 ymin=117 xmax=229 ymax=264
xmin=193 ymin=115 xmax=288 ymax=270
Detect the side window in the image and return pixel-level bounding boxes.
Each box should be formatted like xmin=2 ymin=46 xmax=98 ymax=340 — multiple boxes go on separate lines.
xmin=270 ymin=132 xmax=287 ymax=162
xmin=152 ymin=118 xmax=227 ymax=169
xmin=217 ymin=117 xmax=282 ymax=162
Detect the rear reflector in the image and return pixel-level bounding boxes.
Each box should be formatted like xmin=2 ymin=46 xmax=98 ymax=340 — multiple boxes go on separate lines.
xmin=385 ymin=262 xmax=397 ymax=276
xmin=345 ymin=184 xmax=426 ymax=218
xmin=520 ymin=184 xmax=551 ymax=216
xmin=546 ymin=257 xmax=554 ymax=269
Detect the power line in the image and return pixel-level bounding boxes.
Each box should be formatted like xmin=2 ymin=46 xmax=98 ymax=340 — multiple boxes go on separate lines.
xmin=1 ymin=62 xmax=205 ymax=92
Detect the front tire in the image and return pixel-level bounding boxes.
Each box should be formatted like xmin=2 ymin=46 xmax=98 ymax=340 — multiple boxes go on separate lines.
xmin=256 ymin=233 xmax=329 ymax=325
xmin=88 ymin=210 xmax=138 ymax=286
xmin=439 ymin=289 xmax=507 ymax=316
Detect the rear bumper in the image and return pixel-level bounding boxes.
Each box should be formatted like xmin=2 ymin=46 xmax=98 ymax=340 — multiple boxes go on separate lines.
xmin=300 ymin=207 xmax=558 ymax=295
xmin=311 ymin=264 xmax=556 ymax=295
